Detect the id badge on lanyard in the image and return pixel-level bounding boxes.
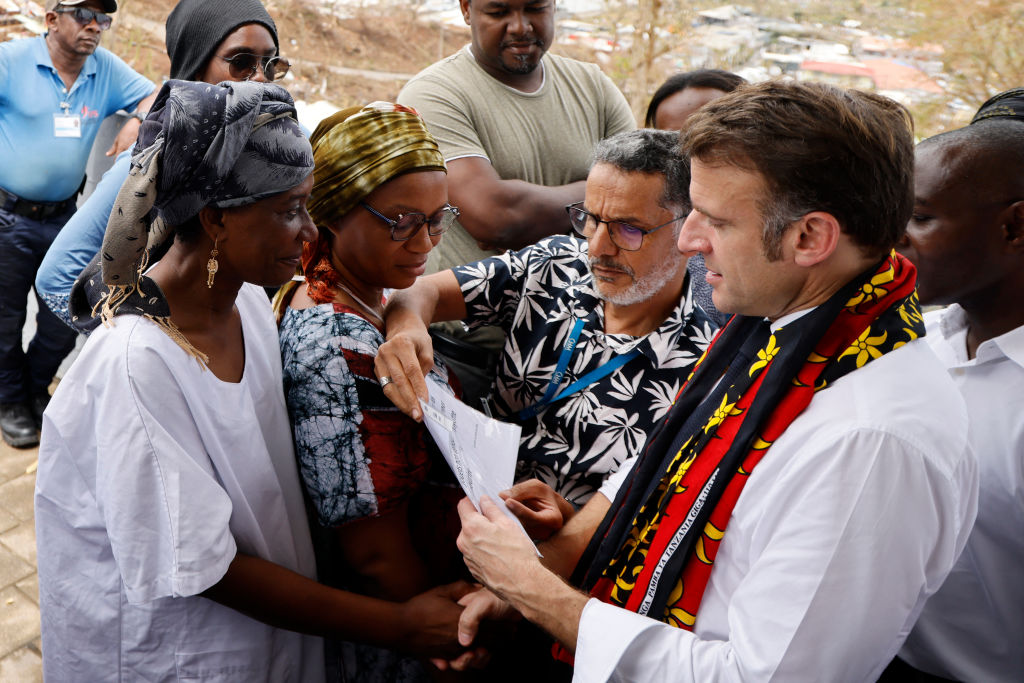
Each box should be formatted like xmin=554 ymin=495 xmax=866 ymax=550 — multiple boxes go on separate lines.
xmin=54 ymin=113 xmax=81 ymax=138
xmin=54 ymin=102 xmax=81 ymax=138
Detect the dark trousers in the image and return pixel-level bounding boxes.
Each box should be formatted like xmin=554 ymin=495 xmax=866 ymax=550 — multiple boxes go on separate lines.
xmin=0 ymin=207 xmax=78 ymax=403
xmin=877 ymin=656 xmax=959 ymax=682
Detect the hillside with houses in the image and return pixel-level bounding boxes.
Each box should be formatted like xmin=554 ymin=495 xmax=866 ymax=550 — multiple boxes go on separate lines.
xmin=0 ymin=0 xmax=1013 ymax=136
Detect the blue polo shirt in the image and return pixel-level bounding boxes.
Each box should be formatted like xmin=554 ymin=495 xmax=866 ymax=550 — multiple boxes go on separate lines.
xmin=0 ymin=35 xmax=153 ymax=202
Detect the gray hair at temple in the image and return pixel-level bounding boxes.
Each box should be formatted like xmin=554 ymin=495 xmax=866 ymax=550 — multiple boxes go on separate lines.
xmin=591 ymin=129 xmax=691 ymax=215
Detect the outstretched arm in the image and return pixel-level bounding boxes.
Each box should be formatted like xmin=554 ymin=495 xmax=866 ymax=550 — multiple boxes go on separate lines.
xmin=203 ymin=552 xmax=473 ymax=659
xmin=500 ymin=478 xmax=577 ymax=541
xmin=456 ymin=497 xmax=593 ymax=653
xmin=376 ymin=270 xmax=467 ymax=420
xmin=460 ymin=428 xmax=979 ymax=682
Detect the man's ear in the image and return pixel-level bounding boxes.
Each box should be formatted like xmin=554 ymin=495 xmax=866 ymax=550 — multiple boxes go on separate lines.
xmin=790 ymin=211 xmax=841 ymax=267
xmin=45 ymin=11 xmax=59 ymax=32
xmin=198 ymin=205 xmax=227 ymax=245
xmin=1003 ymin=200 xmax=1024 ymax=251
xmin=459 ymin=0 xmax=472 ymax=25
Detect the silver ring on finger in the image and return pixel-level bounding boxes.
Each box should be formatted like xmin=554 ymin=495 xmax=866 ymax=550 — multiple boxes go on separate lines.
xmin=378 ymin=375 xmax=393 ymax=388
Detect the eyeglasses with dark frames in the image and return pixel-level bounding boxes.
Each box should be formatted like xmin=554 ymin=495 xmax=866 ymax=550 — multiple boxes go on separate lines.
xmin=360 ymin=202 xmax=460 ymax=241
xmin=54 ymin=6 xmax=112 ymax=30
xmin=221 ymin=53 xmax=291 ymax=82
xmin=565 ymin=202 xmax=685 ymax=251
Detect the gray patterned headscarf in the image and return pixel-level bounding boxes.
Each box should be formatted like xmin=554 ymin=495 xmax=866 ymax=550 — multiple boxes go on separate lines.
xmin=101 ymin=78 xmax=313 ymax=286
xmin=69 ymin=80 xmax=313 ymax=360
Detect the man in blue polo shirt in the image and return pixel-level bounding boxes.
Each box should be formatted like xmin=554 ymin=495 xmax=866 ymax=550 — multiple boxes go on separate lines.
xmin=0 ymin=0 xmax=155 ymax=447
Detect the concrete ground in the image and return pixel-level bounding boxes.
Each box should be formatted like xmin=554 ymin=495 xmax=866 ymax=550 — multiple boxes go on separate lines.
xmin=0 ymin=439 xmax=41 ymax=682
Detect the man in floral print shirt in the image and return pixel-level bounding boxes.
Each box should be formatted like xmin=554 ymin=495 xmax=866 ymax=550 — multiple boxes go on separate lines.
xmin=378 ymin=129 xmax=718 ymax=508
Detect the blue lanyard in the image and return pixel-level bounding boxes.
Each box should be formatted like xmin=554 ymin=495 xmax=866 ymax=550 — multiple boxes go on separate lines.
xmin=518 ymin=319 xmax=641 ymax=420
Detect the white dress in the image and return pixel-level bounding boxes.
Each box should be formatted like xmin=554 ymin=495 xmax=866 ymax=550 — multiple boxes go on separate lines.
xmin=35 ymin=284 xmax=325 ymax=682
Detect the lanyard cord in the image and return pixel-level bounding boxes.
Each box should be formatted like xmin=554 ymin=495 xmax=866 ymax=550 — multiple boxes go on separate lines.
xmin=518 ymin=319 xmax=641 ymax=420
xmin=49 ymin=70 xmax=73 ymax=113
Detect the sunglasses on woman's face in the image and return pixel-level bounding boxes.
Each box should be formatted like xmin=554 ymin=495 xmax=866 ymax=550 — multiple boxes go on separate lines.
xmin=54 ymin=6 xmax=112 ymax=30
xmin=221 ymin=53 xmax=291 ymax=82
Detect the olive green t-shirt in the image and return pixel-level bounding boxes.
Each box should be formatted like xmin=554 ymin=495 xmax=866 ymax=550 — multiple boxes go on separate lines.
xmin=398 ymin=46 xmax=636 ymax=273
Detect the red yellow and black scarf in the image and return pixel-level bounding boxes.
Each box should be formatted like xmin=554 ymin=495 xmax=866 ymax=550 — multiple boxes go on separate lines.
xmin=567 ymin=251 xmax=924 ymax=640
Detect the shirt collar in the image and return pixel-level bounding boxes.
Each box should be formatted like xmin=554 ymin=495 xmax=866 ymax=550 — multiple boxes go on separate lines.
xmin=463 ymin=43 xmax=546 ymax=94
xmin=769 ymin=306 xmax=816 ymax=333
xmin=937 ymin=303 xmax=1024 ymax=369
xmin=935 ymin=303 xmax=969 ymax=340
xmin=35 ymin=34 xmax=98 ymax=81
xmin=32 ymin=35 xmax=53 ymax=68
xmin=594 ymin=275 xmax=707 ymax=365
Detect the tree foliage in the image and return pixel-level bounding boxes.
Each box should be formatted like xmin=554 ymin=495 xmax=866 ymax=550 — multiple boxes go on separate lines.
xmin=601 ymin=0 xmax=694 ymax=119
xmin=911 ymin=0 xmax=1024 ymax=109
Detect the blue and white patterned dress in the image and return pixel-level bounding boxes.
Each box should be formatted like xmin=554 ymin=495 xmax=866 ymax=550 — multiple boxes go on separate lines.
xmin=280 ymin=302 xmax=458 ymax=682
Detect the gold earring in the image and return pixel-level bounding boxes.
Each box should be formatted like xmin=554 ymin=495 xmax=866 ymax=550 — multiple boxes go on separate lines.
xmin=206 ymin=237 xmax=219 ymax=288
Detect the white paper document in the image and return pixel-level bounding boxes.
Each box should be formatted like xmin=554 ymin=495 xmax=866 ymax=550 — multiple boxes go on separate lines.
xmin=420 ymin=376 xmax=539 ymax=553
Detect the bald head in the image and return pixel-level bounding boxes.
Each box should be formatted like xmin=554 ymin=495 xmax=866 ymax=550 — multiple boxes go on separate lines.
xmin=899 ymin=119 xmax=1024 ymax=309
xmin=916 ymin=119 xmax=1024 ymax=201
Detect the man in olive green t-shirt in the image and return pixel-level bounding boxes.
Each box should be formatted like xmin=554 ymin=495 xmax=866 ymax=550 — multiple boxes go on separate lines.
xmin=397 ymin=0 xmax=635 ymax=273
xmin=397 ymin=0 xmax=634 ymax=401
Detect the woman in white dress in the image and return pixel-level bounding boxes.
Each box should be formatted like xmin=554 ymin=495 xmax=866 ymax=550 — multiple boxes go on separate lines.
xmin=34 ymin=80 xmax=469 ymax=682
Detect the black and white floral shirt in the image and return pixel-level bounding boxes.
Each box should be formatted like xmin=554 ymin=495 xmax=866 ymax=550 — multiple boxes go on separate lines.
xmin=452 ymin=235 xmax=718 ymax=505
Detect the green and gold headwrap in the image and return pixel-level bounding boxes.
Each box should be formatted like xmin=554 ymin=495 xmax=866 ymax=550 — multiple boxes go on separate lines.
xmin=275 ymin=102 xmax=447 ymax=316
xmin=307 ymin=102 xmax=446 ymax=228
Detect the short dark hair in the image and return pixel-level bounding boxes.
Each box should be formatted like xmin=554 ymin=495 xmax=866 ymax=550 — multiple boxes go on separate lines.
xmin=920 ymin=119 xmax=1024 ymax=175
xmin=682 ymin=80 xmax=914 ymax=259
xmin=644 ymin=69 xmax=746 ymax=127
xmin=916 ymin=120 xmax=1024 ymax=214
xmin=591 ymin=129 xmax=691 ymax=214
xmin=173 ymin=213 xmax=205 ymax=243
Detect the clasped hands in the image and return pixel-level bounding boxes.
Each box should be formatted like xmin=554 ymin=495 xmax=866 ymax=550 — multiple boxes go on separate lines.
xmin=377 ymin=311 xmax=576 ymax=669
xmin=402 ymin=479 xmax=575 ymax=671
xmin=432 ymin=484 xmax=573 ymax=671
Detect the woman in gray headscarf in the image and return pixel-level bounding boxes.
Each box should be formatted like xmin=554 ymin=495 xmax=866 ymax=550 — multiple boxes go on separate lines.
xmin=35 ymin=80 xmax=469 ymax=682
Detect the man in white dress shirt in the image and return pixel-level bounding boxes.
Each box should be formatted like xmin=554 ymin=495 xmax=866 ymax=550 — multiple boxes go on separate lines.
xmin=892 ymin=118 xmax=1024 ymax=682
xmin=447 ymin=81 xmax=979 ymax=682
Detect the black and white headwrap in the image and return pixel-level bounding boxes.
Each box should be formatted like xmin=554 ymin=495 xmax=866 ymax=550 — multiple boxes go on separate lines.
xmin=971 ymin=87 xmax=1024 ymax=124
xmin=69 ymin=80 xmax=313 ymax=359
xmin=101 ymin=78 xmax=312 ymax=285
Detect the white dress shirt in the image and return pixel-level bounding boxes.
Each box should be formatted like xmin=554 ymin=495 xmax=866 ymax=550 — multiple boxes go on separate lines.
xmin=899 ymin=306 xmax=1024 ymax=682
xmin=35 ymin=285 xmax=324 ymax=682
xmin=575 ymin=331 xmax=978 ymax=683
